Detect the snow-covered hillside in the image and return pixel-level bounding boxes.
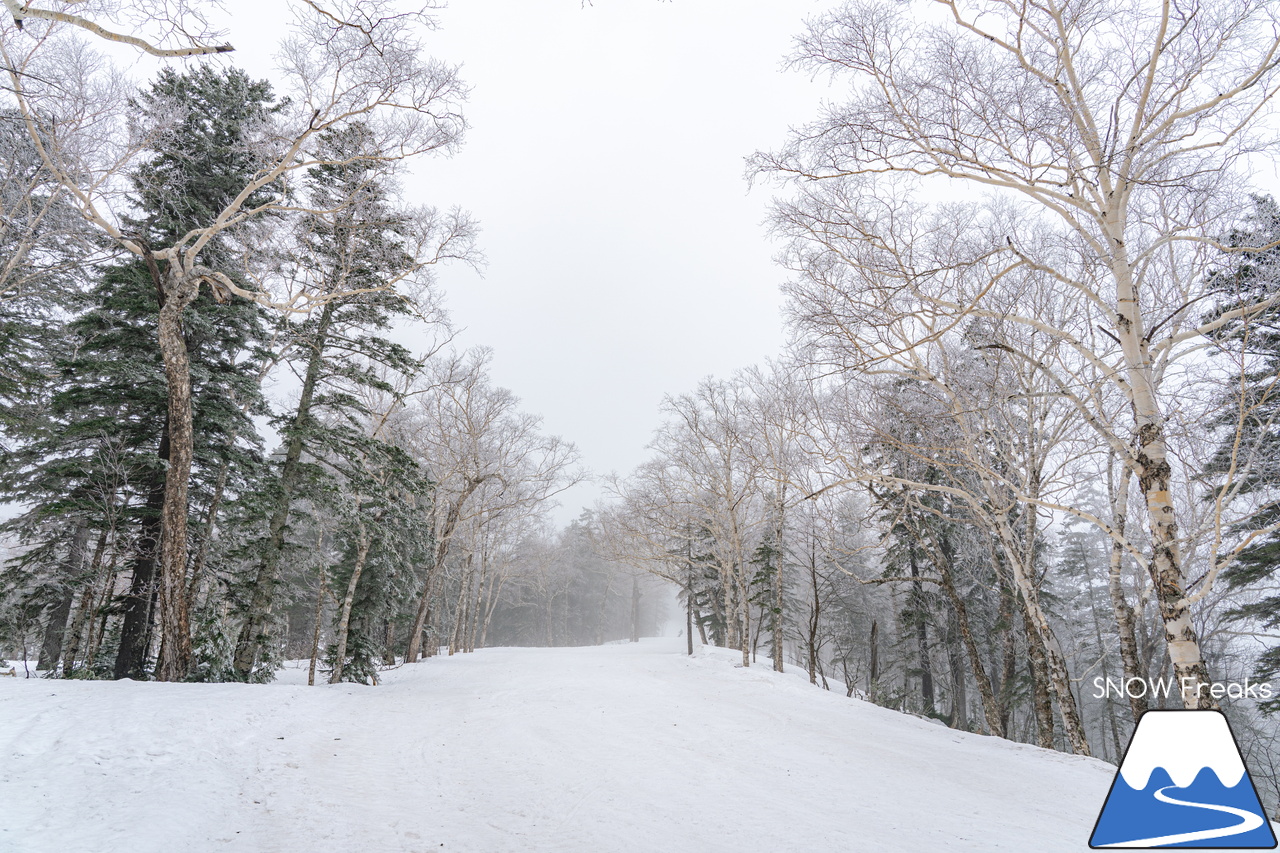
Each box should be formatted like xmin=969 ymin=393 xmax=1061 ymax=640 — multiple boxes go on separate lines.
xmin=2 ymin=639 xmax=1114 ymax=852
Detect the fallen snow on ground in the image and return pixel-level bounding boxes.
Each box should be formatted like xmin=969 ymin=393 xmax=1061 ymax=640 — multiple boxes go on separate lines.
xmin=2 ymin=638 xmax=1116 ymax=852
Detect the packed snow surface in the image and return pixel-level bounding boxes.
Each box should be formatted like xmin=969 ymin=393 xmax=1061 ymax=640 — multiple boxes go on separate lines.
xmin=2 ymin=638 xmax=1116 ymax=852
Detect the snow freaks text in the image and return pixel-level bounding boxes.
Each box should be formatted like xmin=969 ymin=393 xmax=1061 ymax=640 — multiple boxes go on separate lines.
xmin=1092 ymin=677 xmax=1274 ymax=703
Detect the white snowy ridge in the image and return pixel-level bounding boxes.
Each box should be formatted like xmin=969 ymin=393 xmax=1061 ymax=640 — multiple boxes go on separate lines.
xmin=1118 ymin=711 xmax=1246 ymax=790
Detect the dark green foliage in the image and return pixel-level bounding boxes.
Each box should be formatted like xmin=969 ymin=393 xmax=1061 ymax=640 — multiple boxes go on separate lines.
xmin=187 ymin=604 xmax=240 ymax=683
xmin=0 ymin=109 xmax=94 ymax=455
xmin=129 ymin=65 xmax=282 ymax=254
xmin=324 ymin=463 xmax=435 ymax=684
xmin=1204 ymin=195 xmax=1280 ymax=711
xmin=233 ymin=124 xmax=437 ymax=679
xmin=0 ymin=65 xmax=280 ymax=675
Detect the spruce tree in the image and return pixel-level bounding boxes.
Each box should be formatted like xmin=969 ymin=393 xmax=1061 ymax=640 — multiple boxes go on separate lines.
xmin=0 ymin=111 xmax=104 ymax=671
xmin=233 ymin=125 xmax=435 ymax=680
xmin=2 ymin=65 xmax=280 ymax=679
xmin=325 ymin=440 xmax=433 ymax=684
xmin=1204 ymin=195 xmax=1280 ymax=710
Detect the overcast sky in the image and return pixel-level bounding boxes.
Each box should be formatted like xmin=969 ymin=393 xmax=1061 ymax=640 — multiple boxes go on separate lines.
xmin=411 ymin=1 xmax=829 ymax=522
xmin=216 ymin=1 xmax=831 ymax=524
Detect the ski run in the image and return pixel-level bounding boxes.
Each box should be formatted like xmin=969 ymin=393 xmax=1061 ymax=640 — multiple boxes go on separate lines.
xmin=3 ymin=638 xmax=1118 ymax=852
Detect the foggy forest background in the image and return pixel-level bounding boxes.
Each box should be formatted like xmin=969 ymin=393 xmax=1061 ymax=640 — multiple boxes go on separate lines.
xmin=5 ymin=0 xmax=1280 ymax=814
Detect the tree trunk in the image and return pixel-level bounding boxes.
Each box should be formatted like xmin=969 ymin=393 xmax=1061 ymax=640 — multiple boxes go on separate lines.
xmin=449 ymin=556 xmax=472 ymax=655
xmin=686 ymin=565 xmax=695 ymax=656
xmin=466 ymin=549 xmax=488 ymax=653
xmin=751 ymin=601 xmax=764 ymax=662
xmin=384 ymin=619 xmax=397 ymax=665
xmin=695 ymin=605 xmax=708 ymax=646
xmin=1003 ymin=540 xmax=1090 ymax=754
xmin=922 ymin=527 xmax=1005 ymax=738
xmin=1023 ymin=606 xmax=1056 ymax=749
xmin=479 ymin=572 xmax=507 ymax=650
xmin=154 ymin=269 xmax=200 ymax=682
xmin=1107 ymin=460 xmax=1148 ymax=721
xmin=62 ymin=588 xmax=93 ymax=676
xmin=407 ymin=574 xmax=437 ymax=661
xmin=187 ymin=456 xmax=229 ymax=612
xmin=235 ymin=302 xmax=336 ymax=679
xmin=630 ymin=575 xmax=640 ymax=643
xmin=1012 ymin=555 xmax=1090 ymax=753
xmin=37 ymin=589 xmax=74 ymax=672
xmin=330 ymin=518 xmax=370 ymax=684
xmin=36 ymin=522 xmax=88 ymax=672
xmin=807 ymin=550 xmax=820 ymax=685
xmin=771 ymin=556 xmax=785 ymax=673
xmin=87 ymin=562 xmax=121 ymax=672
xmin=115 ymin=431 xmax=169 ymax=679
xmin=868 ymin=619 xmax=879 ymax=696
xmin=947 ymin=616 xmax=968 ymax=730
xmin=709 ymin=585 xmax=724 ymax=647
xmin=981 ymin=475 xmax=1091 ymax=755
xmin=909 ymin=543 xmax=934 ymax=714
xmin=935 ymin=564 xmax=1001 ymax=736
xmin=61 ymin=529 xmax=108 ymax=675
xmin=1108 ymin=233 xmax=1213 ymax=710
xmin=998 ymin=582 xmax=1018 ymax=736
xmin=723 ymin=571 xmax=740 ymax=652
xmin=308 ymin=562 xmax=327 ymax=687
xmin=406 ymin=480 xmax=484 ymax=663
xmin=771 ymin=501 xmax=786 ymax=673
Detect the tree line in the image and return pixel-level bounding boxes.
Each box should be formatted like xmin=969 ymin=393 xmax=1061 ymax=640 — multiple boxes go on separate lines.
xmin=7 ymin=0 xmax=1280 ymax=800
xmin=0 ymin=3 xmax=660 ymax=685
xmin=599 ymin=0 xmax=1280 ymax=793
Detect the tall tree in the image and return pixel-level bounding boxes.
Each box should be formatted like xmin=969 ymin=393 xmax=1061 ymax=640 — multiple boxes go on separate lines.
xmin=1204 ymin=196 xmax=1280 ymax=711
xmin=4 ymin=0 xmax=468 ymax=680
xmin=231 ymin=123 xmax=469 ymax=680
xmin=72 ymin=65 xmax=278 ymax=680
xmin=757 ymin=0 xmax=1280 ymax=709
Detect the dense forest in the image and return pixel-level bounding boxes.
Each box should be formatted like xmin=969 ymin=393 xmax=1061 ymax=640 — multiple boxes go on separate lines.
xmin=5 ymin=0 xmax=1280 ymax=811
xmin=0 ymin=3 xmax=664 ymax=689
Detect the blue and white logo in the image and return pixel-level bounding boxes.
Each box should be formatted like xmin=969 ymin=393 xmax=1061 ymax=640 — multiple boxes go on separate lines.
xmin=1091 ymin=710 xmax=1277 ymax=848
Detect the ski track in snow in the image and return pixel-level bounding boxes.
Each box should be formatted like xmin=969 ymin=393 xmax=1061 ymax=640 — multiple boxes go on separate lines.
xmin=1 ymin=638 xmax=1117 ymax=852
xmin=1100 ymin=784 xmax=1266 ymax=848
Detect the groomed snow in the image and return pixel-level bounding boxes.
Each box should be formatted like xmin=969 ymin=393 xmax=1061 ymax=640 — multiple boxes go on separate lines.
xmin=2 ymin=638 xmax=1116 ymax=852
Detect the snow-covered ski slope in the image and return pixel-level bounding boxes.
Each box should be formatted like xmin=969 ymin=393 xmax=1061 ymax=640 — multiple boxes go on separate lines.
xmin=3 ymin=638 xmax=1116 ymax=852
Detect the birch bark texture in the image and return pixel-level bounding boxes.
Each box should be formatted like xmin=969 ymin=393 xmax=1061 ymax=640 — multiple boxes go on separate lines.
xmin=757 ymin=0 xmax=1280 ymax=709
xmin=2 ymin=1 xmax=468 ymax=680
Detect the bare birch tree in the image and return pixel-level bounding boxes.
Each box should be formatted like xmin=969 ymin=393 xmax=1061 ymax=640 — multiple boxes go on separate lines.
xmin=402 ymin=349 xmax=580 ymax=662
xmin=756 ymin=0 xmax=1280 ymax=708
xmin=2 ymin=1 xmax=467 ymax=679
xmin=1 ymin=1 xmax=232 ymax=57
xmin=739 ymin=362 xmax=813 ymax=672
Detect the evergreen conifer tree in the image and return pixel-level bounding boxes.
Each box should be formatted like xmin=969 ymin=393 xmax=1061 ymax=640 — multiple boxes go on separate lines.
xmin=0 ymin=65 xmax=280 ymax=679
xmin=1204 ymin=195 xmax=1280 ymax=711
xmin=232 ymin=124 xmax=446 ymax=680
